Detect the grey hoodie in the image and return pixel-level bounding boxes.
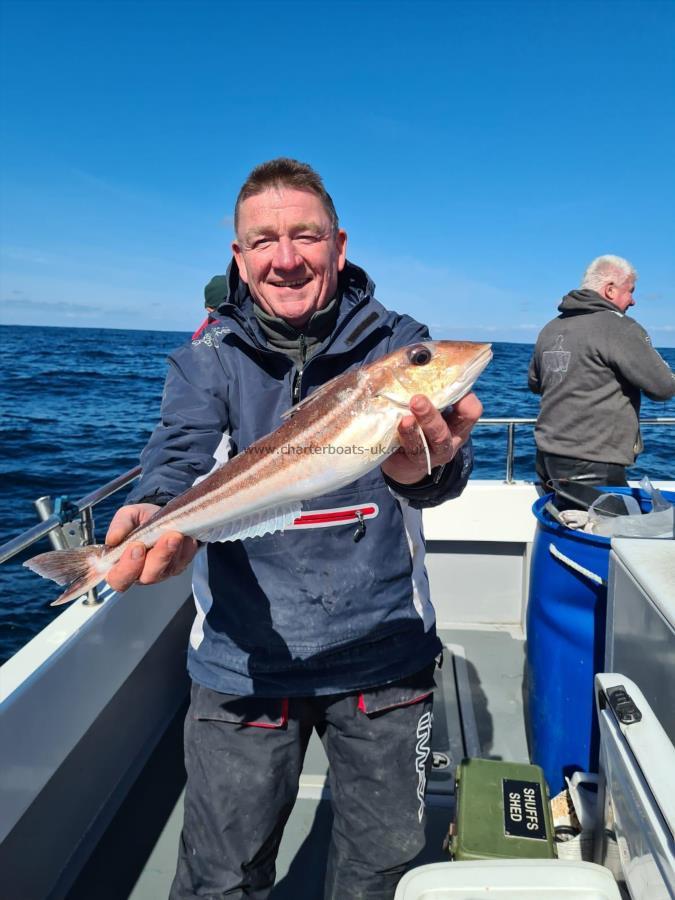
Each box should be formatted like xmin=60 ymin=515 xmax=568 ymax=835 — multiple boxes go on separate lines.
xmin=528 ymin=290 xmax=675 ymax=465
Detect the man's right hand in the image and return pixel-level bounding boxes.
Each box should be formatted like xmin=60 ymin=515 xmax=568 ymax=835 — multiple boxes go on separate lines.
xmin=105 ymin=503 xmax=199 ymax=592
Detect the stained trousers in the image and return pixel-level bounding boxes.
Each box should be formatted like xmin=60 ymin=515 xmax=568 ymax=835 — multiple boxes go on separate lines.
xmin=170 ymin=668 xmax=436 ymax=900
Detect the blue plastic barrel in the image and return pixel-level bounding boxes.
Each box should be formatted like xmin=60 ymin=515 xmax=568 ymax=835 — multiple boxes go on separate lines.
xmin=526 ymin=486 xmax=675 ymax=794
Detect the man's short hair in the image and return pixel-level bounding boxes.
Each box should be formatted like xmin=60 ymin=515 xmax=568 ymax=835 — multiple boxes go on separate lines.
xmin=234 ymin=158 xmax=339 ymax=236
xmin=581 ymin=255 xmax=638 ymax=291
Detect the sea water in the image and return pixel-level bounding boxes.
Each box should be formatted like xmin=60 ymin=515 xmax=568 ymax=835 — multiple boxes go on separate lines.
xmin=1 ymin=324 xmax=673 ymax=664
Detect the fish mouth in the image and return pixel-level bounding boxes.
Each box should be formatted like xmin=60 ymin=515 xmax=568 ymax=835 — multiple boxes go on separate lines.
xmin=443 ymin=344 xmax=493 ymax=407
xmin=469 ymin=344 xmax=493 ymax=374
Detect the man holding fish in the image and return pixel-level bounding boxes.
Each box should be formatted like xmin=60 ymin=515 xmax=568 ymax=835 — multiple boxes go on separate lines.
xmin=27 ymin=159 xmax=489 ymax=898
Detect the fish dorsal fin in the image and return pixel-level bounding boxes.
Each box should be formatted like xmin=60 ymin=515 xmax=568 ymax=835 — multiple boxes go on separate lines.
xmin=280 ymin=380 xmax=339 ymax=420
xmin=191 ymin=502 xmax=302 ymax=544
xmin=281 ymin=369 xmax=365 ymax=420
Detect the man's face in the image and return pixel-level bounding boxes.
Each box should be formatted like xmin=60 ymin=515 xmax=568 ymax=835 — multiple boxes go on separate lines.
xmin=605 ymin=276 xmax=636 ymax=313
xmin=232 ymin=187 xmax=347 ymax=328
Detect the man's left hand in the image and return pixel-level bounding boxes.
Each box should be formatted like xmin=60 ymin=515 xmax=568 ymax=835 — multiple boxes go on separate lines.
xmin=380 ymin=392 xmax=483 ymax=486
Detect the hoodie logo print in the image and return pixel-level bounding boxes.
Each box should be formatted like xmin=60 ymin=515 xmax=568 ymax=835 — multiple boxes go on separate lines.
xmin=542 ymin=335 xmax=571 ymax=385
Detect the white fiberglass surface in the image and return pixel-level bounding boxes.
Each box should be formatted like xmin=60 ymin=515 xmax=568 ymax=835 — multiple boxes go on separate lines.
xmin=394 ymin=860 xmax=621 ymax=899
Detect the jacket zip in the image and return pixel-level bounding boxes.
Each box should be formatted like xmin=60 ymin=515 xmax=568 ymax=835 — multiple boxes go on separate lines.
xmin=292 ymin=333 xmax=307 ymax=404
xmin=221 ymin=297 xmax=372 ymax=406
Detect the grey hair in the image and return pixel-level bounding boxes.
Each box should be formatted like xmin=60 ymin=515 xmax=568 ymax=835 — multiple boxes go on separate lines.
xmin=581 ymin=255 xmax=637 ymax=291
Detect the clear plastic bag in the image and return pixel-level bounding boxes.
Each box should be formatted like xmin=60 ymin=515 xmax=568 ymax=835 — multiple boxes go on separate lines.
xmin=639 ymin=475 xmax=672 ymax=512
xmin=587 ymin=477 xmax=674 ymax=539
xmin=551 ymin=772 xmax=599 ymax=861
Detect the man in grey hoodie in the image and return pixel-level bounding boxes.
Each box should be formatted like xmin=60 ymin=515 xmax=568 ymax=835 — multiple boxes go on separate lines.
xmin=528 ymin=255 xmax=675 ymax=488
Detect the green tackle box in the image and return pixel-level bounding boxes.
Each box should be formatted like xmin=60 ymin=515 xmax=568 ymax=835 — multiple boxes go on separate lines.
xmin=450 ymin=758 xmax=556 ymax=861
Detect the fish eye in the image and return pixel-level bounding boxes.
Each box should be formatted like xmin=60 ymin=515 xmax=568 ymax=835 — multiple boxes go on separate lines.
xmin=408 ymin=345 xmax=432 ymax=366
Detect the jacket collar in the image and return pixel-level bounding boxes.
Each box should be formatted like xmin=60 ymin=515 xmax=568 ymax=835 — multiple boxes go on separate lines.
xmin=209 ymin=259 xmax=386 ymax=356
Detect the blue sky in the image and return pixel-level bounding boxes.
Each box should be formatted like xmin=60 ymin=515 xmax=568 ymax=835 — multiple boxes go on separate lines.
xmin=1 ymin=0 xmax=673 ymax=344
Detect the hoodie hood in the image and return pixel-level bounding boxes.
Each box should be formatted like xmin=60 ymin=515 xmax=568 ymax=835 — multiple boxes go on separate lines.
xmin=558 ymin=289 xmax=624 ymax=317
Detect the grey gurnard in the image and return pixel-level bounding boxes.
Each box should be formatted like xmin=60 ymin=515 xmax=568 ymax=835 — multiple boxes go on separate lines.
xmin=25 ymin=340 xmax=492 ymax=606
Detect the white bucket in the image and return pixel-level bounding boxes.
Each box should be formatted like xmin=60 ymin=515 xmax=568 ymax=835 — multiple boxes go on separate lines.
xmin=394 ymin=859 xmax=622 ymax=899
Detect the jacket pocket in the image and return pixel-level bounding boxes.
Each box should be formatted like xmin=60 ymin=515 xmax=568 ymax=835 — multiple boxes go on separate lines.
xmin=191 ymin=682 xmax=288 ymax=728
xmin=357 ymin=663 xmax=436 ymax=716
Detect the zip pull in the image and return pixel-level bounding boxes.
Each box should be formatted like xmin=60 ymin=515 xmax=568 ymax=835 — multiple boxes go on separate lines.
xmin=292 ymin=335 xmax=307 ymax=404
xmin=353 ymin=510 xmax=366 ymax=542
xmin=292 ymin=367 xmax=303 ymax=404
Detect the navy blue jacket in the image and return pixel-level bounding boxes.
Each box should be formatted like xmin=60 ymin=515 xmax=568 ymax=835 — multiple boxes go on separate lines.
xmin=128 ymin=262 xmax=473 ymax=696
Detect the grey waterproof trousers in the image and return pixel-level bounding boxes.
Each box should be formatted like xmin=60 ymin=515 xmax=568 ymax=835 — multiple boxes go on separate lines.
xmin=170 ymin=667 xmax=436 ymax=900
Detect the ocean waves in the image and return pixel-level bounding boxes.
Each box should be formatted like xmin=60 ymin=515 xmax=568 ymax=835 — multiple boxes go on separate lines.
xmin=1 ymin=324 xmax=673 ymax=664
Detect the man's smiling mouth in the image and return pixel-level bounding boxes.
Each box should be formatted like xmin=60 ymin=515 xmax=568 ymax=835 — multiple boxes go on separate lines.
xmin=270 ymin=278 xmax=311 ymax=288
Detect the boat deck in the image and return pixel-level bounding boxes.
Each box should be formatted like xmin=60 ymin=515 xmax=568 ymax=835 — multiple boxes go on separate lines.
xmin=65 ymin=626 xmax=528 ymax=900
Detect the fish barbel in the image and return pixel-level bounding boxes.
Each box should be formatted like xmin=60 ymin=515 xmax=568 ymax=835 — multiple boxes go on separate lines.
xmin=25 ymin=340 xmax=492 ymax=606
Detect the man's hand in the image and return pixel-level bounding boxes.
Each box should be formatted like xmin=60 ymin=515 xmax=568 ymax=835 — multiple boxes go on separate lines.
xmin=381 ymin=392 xmax=483 ymax=485
xmin=105 ymin=503 xmax=199 ymax=592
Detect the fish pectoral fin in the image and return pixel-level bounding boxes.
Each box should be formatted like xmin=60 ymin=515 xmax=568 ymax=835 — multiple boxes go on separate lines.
xmin=374 ymin=390 xmax=410 ymax=407
xmin=192 ymin=502 xmax=303 ymax=543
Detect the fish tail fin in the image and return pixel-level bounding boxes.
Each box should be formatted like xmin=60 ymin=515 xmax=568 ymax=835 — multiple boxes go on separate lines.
xmin=24 ymin=545 xmax=109 ymax=607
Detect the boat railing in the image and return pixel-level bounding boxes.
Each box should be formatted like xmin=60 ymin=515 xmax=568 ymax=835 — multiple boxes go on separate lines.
xmin=475 ymin=418 xmax=536 ymax=484
xmin=1 ymin=416 xmax=673 ymax=569
xmin=0 ymin=465 xmax=142 ymax=602
xmin=477 ymin=416 xmax=675 ymax=484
